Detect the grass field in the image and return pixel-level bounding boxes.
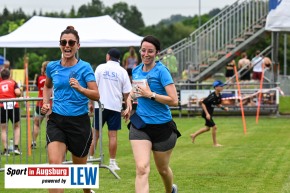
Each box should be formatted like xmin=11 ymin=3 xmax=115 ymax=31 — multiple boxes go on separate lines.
xmin=1 ymin=115 xmax=290 ymax=193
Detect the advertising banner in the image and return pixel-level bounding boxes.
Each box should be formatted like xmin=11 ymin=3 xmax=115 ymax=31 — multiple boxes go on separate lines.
xmin=5 ymin=164 xmax=99 ymax=189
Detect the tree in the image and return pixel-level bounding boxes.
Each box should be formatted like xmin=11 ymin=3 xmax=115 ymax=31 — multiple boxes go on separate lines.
xmin=69 ymin=6 xmax=76 ymax=18
xmin=77 ymin=0 xmax=104 ymax=17
xmin=105 ymin=2 xmax=145 ymax=33
xmin=14 ymin=52 xmax=47 ymax=80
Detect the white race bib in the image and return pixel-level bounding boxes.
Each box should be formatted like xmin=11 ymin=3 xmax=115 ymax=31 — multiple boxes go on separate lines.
xmin=3 ymin=102 xmax=15 ymax=110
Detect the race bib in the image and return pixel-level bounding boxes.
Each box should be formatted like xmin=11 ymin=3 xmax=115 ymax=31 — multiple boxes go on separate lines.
xmin=3 ymin=102 xmax=15 ymax=110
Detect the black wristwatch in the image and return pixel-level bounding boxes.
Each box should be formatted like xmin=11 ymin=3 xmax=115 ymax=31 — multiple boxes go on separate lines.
xmin=150 ymin=92 xmax=156 ymax=100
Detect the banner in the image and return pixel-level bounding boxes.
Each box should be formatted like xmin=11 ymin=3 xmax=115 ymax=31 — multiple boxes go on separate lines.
xmin=11 ymin=69 xmax=25 ymax=86
xmin=5 ymin=164 xmax=99 ymax=189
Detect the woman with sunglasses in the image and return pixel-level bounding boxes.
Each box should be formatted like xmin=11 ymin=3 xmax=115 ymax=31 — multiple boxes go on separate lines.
xmin=123 ymin=35 xmax=180 ymax=193
xmin=41 ymin=26 xmax=99 ymax=193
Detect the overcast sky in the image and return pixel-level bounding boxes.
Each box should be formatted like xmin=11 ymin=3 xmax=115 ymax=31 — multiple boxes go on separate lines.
xmin=0 ymin=0 xmax=238 ymax=25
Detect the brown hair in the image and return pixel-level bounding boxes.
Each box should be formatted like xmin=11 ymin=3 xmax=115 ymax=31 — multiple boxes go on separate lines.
xmin=1 ymin=68 xmax=10 ymax=80
xmin=241 ymin=52 xmax=247 ymax=58
xmin=141 ymin=35 xmax=161 ymax=52
xmin=60 ymin=26 xmax=80 ymax=43
xmin=41 ymin=61 xmax=50 ymax=75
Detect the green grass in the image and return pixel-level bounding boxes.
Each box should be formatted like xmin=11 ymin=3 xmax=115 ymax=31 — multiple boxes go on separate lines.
xmin=1 ymin=116 xmax=290 ymax=192
xmin=279 ymin=96 xmax=290 ymax=114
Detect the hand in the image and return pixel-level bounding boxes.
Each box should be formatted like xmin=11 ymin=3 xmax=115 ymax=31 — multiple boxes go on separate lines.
xmin=69 ymin=78 xmax=81 ymax=90
xmin=122 ymin=105 xmax=132 ymax=123
xmin=41 ymin=103 xmax=51 ymax=115
xmin=206 ymin=113 xmax=211 ymax=120
xmin=89 ymin=103 xmax=94 ymax=113
xmin=133 ymin=82 xmax=152 ymax=98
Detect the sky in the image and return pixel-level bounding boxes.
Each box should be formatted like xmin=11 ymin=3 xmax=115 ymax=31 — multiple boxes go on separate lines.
xmin=0 ymin=0 xmax=238 ymax=26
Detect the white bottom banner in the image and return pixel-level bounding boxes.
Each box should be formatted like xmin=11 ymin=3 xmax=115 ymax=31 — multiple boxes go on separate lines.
xmin=5 ymin=164 xmax=99 ymax=189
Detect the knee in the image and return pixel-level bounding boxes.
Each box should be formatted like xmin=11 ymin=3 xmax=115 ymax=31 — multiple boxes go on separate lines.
xmin=157 ymin=167 xmax=171 ymax=177
xmin=49 ymin=158 xmax=63 ymax=164
xmin=136 ymin=164 xmax=150 ymax=177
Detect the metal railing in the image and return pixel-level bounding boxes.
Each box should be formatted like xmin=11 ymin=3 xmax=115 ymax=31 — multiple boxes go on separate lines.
xmin=160 ymin=0 xmax=269 ymax=82
xmin=0 ymin=97 xmax=120 ymax=179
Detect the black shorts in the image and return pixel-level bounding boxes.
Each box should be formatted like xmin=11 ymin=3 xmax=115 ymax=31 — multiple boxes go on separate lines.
xmin=129 ymin=120 xmax=181 ymax=152
xmin=0 ymin=107 xmax=20 ymax=124
xmin=46 ymin=112 xmax=92 ymax=157
xmin=240 ymin=69 xmax=251 ymax=80
xmin=202 ymin=115 xmax=215 ymax=127
xmin=225 ymin=69 xmax=234 ymax=77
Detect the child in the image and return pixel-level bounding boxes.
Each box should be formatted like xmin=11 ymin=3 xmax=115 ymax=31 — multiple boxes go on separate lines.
xmin=190 ymin=80 xmax=228 ymax=147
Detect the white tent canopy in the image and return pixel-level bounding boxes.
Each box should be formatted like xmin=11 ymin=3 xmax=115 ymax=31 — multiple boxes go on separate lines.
xmin=265 ymin=0 xmax=290 ymax=32
xmin=0 ymin=15 xmax=143 ymax=48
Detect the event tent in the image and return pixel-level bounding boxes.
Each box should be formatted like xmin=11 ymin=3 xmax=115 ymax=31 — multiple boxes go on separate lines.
xmin=0 ymin=15 xmax=143 ymax=48
xmin=265 ymin=0 xmax=290 ymax=32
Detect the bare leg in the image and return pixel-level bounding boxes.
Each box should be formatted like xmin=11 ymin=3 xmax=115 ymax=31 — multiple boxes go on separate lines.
xmin=32 ymin=116 xmax=44 ymax=143
xmin=153 ymin=149 xmax=174 ymax=193
xmin=89 ymin=128 xmax=99 ymax=157
xmin=72 ymin=154 xmax=92 ymax=193
xmin=1 ymin=123 xmax=8 ymax=149
xmin=47 ymin=141 xmax=67 ymax=193
xmin=212 ymin=125 xmax=222 ymax=147
xmin=13 ymin=121 xmax=21 ymax=145
xmin=108 ymin=130 xmax=117 ymax=159
xmin=131 ymin=140 xmax=152 ymax=193
xmin=190 ymin=127 xmax=210 ymax=143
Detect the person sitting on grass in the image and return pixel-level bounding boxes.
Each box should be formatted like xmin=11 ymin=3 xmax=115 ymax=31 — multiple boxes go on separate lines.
xmin=190 ymin=80 xmax=228 ymax=147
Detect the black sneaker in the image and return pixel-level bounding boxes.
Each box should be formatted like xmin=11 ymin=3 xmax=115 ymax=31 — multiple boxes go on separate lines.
xmin=31 ymin=142 xmax=37 ymax=149
xmin=1 ymin=149 xmax=10 ymax=156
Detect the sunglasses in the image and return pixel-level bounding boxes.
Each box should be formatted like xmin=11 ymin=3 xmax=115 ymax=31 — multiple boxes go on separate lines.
xmin=59 ymin=40 xmax=77 ymax=47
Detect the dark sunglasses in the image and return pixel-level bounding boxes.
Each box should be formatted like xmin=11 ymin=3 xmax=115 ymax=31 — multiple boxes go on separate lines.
xmin=59 ymin=39 xmax=77 ymax=47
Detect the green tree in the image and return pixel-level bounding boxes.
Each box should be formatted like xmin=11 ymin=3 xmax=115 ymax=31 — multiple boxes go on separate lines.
xmin=138 ymin=22 xmax=193 ymax=49
xmin=14 ymin=52 xmax=47 ymax=79
xmin=105 ymin=2 xmax=145 ymax=33
xmin=77 ymin=0 xmax=104 ymax=17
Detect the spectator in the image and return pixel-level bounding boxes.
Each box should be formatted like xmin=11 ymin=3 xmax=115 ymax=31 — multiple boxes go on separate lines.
xmin=0 ymin=68 xmax=22 ymax=156
xmin=225 ymin=59 xmax=236 ymax=82
xmin=190 ymin=80 xmax=228 ymax=147
xmin=0 ymin=60 xmax=11 ymax=81
xmin=124 ymin=46 xmax=138 ymax=82
xmin=263 ymin=56 xmax=272 ymax=70
xmin=31 ymin=61 xmax=51 ymax=149
xmin=238 ymin=52 xmax=251 ymax=82
xmin=251 ymin=50 xmax=264 ymax=81
xmin=123 ymin=35 xmax=181 ymax=193
xmin=41 ymin=26 xmax=100 ymax=193
xmin=89 ymin=48 xmax=131 ymax=171
xmin=122 ymin=46 xmax=137 ymax=67
xmin=162 ymin=48 xmax=178 ymax=79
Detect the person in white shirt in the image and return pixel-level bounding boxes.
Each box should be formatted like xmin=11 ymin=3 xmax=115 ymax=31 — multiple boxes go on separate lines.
xmin=251 ymin=50 xmax=264 ymax=81
xmin=89 ymin=48 xmax=131 ymax=171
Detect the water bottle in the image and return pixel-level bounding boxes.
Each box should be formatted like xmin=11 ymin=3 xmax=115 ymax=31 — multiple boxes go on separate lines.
xmin=8 ymin=139 xmax=13 ymax=152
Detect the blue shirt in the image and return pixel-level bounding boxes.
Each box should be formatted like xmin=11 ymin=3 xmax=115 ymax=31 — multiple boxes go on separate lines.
xmin=132 ymin=61 xmax=173 ymax=124
xmin=46 ymin=59 xmax=96 ymax=116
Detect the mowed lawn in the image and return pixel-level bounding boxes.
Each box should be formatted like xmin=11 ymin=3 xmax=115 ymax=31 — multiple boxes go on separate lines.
xmin=1 ymin=115 xmax=290 ymax=193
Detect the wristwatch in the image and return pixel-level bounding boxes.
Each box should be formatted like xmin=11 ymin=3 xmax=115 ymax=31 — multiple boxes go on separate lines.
xmin=150 ymin=92 xmax=156 ymax=100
